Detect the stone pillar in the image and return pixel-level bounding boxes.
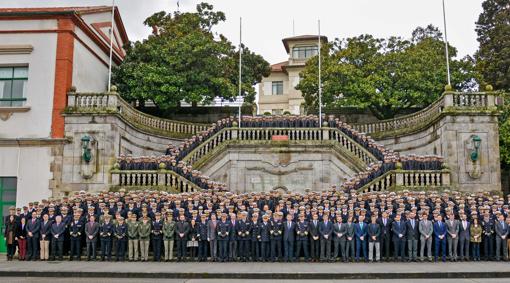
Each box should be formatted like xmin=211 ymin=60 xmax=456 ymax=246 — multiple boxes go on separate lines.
xmin=443 ymin=92 xmax=454 ymax=107
xmin=322 ymin=128 xmax=329 ymax=140
xmin=442 ymin=170 xmax=451 ymax=186
xmin=395 ymin=171 xmax=404 ymax=187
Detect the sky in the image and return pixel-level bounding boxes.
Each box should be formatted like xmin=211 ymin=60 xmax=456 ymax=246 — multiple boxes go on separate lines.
xmin=3 ymin=0 xmax=485 ymax=65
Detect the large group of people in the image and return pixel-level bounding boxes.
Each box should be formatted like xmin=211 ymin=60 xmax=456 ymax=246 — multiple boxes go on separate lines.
xmin=114 ymin=115 xmax=444 ymax=193
xmin=4 ymin=189 xmax=510 ymax=263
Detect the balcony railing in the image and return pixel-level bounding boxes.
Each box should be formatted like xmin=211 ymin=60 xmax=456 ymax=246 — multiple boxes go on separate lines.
xmin=110 ymin=170 xmax=201 ymax=193
xmin=357 ymin=170 xmax=451 ymax=193
xmin=66 ymin=91 xmax=209 ymax=137
xmin=181 ymin=127 xmax=378 ymax=168
xmin=352 ymin=91 xmax=499 ymax=137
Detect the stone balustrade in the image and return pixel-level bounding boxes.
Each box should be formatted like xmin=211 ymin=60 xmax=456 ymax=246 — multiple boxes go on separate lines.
xmin=353 ymin=91 xmax=498 ymax=136
xmin=67 ymin=91 xmax=209 ymax=136
xmin=111 ymin=170 xmax=201 ymax=193
xmin=182 ymin=127 xmax=377 ymax=167
xmin=358 ymin=170 xmax=451 ymax=193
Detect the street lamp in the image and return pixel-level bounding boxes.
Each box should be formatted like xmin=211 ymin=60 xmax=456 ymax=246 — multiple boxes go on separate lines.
xmin=470 ymin=135 xmax=482 ymax=162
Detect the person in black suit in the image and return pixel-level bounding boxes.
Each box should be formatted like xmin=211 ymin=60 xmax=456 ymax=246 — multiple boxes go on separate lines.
xmin=175 ymin=214 xmax=190 ymax=261
xmin=392 ymin=213 xmax=406 ymax=262
xmin=319 ymin=212 xmax=333 ymax=262
xmin=50 ymin=215 xmax=66 ymax=261
xmin=377 ymin=211 xmax=392 ymax=261
xmin=283 ymin=213 xmax=296 ymax=262
xmin=405 ymin=212 xmax=419 ymax=261
xmin=15 ymin=217 xmax=27 ymax=261
xmin=26 ymin=211 xmax=40 ymax=261
xmin=309 ymin=213 xmax=320 ymax=262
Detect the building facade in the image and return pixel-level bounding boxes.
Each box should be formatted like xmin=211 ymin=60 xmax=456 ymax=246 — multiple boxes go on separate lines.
xmin=0 ymin=6 xmax=128 ymax=236
xmin=258 ymin=35 xmax=327 ymax=115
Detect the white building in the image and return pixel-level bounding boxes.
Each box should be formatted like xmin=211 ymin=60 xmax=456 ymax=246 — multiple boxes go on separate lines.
xmin=258 ymin=35 xmax=327 ymax=115
xmin=0 ymin=6 xmax=128 ymax=230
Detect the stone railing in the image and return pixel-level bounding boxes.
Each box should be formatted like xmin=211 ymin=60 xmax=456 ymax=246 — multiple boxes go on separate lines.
xmin=352 ymin=91 xmax=498 ymax=137
xmin=67 ymin=91 xmax=209 ymax=137
xmin=182 ymin=127 xmax=377 ymax=167
xmin=110 ymin=170 xmax=201 ymax=193
xmin=357 ymin=170 xmax=451 ymax=193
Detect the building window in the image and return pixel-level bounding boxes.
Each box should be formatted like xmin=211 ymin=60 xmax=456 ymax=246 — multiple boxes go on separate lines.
xmin=0 ymin=66 xmax=28 ymax=107
xmin=292 ymin=46 xmax=318 ymax=59
xmin=272 ymin=109 xmax=283 ymax=115
xmin=272 ymin=81 xmax=283 ymax=95
xmin=0 ymin=177 xmax=17 ymax=253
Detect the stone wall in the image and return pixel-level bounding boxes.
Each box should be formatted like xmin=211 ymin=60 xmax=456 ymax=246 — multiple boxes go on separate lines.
xmin=61 ymin=114 xmax=183 ymax=194
xmin=376 ymin=114 xmax=501 ymax=192
xmin=198 ymin=143 xmax=360 ymax=193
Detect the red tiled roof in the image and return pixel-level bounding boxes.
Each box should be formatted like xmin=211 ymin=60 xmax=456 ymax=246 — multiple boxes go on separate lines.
xmin=271 ymin=61 xmax=288 ymax=72
xmin=0 ymin=6 xmax=113 ymax=14
xmin=0 ymin=6 xmax=129 ymax=44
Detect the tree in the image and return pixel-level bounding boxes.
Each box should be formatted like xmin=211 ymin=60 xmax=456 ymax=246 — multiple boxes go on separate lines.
xmin=296 ymin=25 xmax=479 ymax=119
xmin=475 ymin=0 xmax=510 ymax=168
xmin=113 ymin=3 xmax=270 ymax=109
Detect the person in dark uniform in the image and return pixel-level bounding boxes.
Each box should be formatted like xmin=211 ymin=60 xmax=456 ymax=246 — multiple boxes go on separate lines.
xmin=259 ymin=214 xmax=271 ymax=262
xmin=270 ymin=212 xmax=283 ymax=262
xmin=217 ymin=213 xmax=230 ymax=262
xmin=197 ymin=214 xmax=209 ymax=261
xmin=69 ymin=213 xmax=83 ymax=261
xmin=481 ymin=214 xmax=494 ymax=261
xmin=295 ymin=213 xmax=310 ymax=262
xmin=237 ymin=212 xmax=251 ymax=262
xmin=114 ymin=216 xmax=127 ymax=261
xmin=151 ymin=212 xmax=164 ymax=262
xmin=250 ymin=213 xmax=260 ymax=261
xmin=99 ymin=214 xmax=113 ymax=261
xmin=50 ymin=215 xmax=66 ymax=261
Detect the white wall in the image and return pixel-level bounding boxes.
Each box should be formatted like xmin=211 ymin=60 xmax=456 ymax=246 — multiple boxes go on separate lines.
xmin=0 ymin=146 xmax=53 ymax=206
xmin=72 ymin=39 xmax=109 ymax=92
xmin=0 ymin=27 xmax=57 ymax=138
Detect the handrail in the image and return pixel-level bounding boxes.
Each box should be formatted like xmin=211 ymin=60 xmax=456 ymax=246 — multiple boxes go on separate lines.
xmin=181 ymin=127 xmax=378 ymax=168
xmin=110 ymin=169 xmax=202 ymax=193
xmin=352 ymin=91 xmax=498 ymax=136
xmin=357 ymin=169 xmax=451 ymax=193
xmin=66 ymin=91 xmax=209 ymax=137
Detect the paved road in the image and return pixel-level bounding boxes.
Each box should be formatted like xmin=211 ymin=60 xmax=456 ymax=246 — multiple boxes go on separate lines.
xmin=0 ymin=278 xmax=508 ymax=283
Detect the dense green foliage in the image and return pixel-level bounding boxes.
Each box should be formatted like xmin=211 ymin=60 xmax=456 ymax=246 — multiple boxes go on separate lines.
xmin=297 ymin=25 xmax=479 ymax=119
xmin=113 ymin=3 xmax=270 ymax=108
xmin=475 ymin=0 xmax=510 ymax=167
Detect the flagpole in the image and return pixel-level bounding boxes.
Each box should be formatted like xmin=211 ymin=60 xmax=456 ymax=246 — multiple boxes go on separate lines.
xmin=107 ymin=0 xmax=115 ymax=92
xmin=238 ymin=17 xmax=242 ymax=128
xmin=318 ymin=20 xmax=322 ymax=128
xmin=442 ymin=0 xmax=451 ymax=86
